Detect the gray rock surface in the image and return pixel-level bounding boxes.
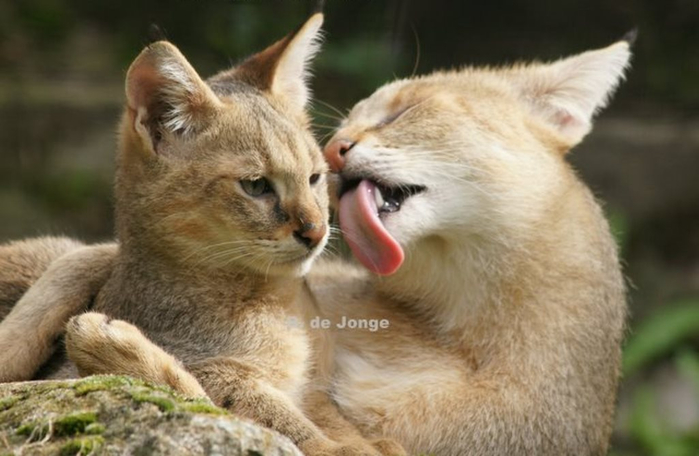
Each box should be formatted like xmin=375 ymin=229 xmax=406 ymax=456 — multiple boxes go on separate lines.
xmin=0 ymin=375 xmax=303 ymax=455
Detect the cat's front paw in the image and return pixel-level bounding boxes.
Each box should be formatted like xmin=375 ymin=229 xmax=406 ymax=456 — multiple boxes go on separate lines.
xmin=65 ymin=312 xmax=151 ymax=376
xmin=65 ymin=312 xmax=207 ymax=398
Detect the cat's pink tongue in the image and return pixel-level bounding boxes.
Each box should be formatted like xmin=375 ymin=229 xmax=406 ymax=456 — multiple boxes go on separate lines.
xmin=338 ymin=179 xmax=404 ymax=275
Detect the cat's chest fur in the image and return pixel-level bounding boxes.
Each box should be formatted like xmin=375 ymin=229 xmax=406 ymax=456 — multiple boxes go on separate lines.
xmin=318 ymin=284 xmax=471 ymax=439
xmin=330 ymin=329 xmax=468 ymax=443
xmin=93 ymin=262 xmax=311 ymax=396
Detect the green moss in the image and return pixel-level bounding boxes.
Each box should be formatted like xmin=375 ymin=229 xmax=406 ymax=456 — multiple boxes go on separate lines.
xmin=1 ymin=377 xmax=295 ymax=453
xmin=73 ymin=375 xmax=184 ymax=405
xmin=54 ymin=411 xmax=98 ymax=436
xmin=60 ymin=436 xmax=104 ymax=456
xmin=26 ymin=381 xmax=72 ymax=395
xmin=149 ymin=383 xmax=186 ymax=397
xmin=179 ymin=401 xmax=226 ymax=415
xmin=16 ymin=421 xmax=48 ymax=440
xmin=72 ymin=375 xmax=220 ymax=416
xmin=73 ymin=375 xmax=138 ymax=396
xmin=84 ymin=422 xmax=106 ymax=435
xmin=130 ymin=392 xmax=175 ymax=412
xmin=15 ymin=411 xmax=98 ymax=442
xmin=0 ymin=394 xmax=20 ymax=411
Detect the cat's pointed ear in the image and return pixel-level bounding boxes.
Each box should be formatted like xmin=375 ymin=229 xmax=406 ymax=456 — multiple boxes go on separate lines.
xmin=125 ymin=41 xmax=220 ymax=154
xmin=216 ymin=13 xmax=324 ymax=112
xmin=509 ymin=40 xmax=631 ymax=146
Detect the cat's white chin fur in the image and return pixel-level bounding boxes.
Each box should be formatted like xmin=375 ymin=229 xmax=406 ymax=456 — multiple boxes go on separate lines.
xmin=273 ymin=239 xmax=329 ymax=278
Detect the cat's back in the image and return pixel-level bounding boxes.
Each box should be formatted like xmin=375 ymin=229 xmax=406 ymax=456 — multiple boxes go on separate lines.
xmin=0 ymin=236 xmax=84 ymax=317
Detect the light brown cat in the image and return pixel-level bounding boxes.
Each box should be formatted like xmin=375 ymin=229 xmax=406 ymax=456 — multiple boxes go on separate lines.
xmin=308 ymin=38 xmax=631 ymax=455
xmin=0 ymin=14 xmax=404 ymax=456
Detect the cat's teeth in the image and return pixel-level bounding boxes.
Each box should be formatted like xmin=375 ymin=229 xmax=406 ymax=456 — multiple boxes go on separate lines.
xmin=374 ymin=186 xmax=385 ymax=209
xmin=375 ymin=187 xmax=400 ymax=213
xmin=382 ymin=199 xmax=400 ymax=213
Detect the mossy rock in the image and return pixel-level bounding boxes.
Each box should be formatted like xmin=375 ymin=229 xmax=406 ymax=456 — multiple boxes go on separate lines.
xmin=0 ymin=375 xmax=302 ymax=455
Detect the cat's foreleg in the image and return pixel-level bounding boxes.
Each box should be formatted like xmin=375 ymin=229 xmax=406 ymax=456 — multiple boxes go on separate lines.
xmin=304 ymin=388 xmax=407 ymax=456
xmin=65 ymin=312 xmax=207 ymax=398
xmin=0 ymin=244 xmax=116 ymax=382
xmin=189 ymin=358 xmax=389 ymax=456
xmin=0 ymin=236 xmax=84 ymax=317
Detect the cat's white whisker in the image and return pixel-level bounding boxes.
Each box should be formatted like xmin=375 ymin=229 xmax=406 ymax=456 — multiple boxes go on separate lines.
xmin=313 ymin=99 xmax=347 ymax=121
xmin=311 ymin=110 xmax=344 ymax=123
xmin=190 ymin=244 xmax=256 ymax=270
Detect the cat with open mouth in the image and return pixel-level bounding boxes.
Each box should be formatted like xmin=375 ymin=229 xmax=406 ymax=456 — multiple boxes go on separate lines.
xmin=308 ymin=36 xmax=632 ymax=455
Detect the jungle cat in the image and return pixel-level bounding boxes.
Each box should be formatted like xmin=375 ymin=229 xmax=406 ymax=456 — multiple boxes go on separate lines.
xmin=1 ymin=34 xmax=631 ymax=455
xmin=0 ymin=14 xmax=404 ymax=456
xmin=308 ymin=38 xmax=632 ymax=455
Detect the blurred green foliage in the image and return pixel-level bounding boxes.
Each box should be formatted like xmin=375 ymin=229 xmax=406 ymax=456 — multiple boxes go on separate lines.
xmin=608 ymin=209 xmax=699 ymax=455
xmin=2 ymin=0 xmax=697 ymax=108
xmin=625 ymin=383 xmax=699 ymax=456
xmin=28 ymin=170 xmax=111 ymax=212
xmin=623 ymin=303 xmax=699 ymax=377
xmin=608 ymin=210 xmax=631 ymax=256
xmin=621 ymin=336 xmax=699 ymax=456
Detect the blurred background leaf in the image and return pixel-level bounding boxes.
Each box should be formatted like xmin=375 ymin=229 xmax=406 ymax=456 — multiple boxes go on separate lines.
xmin=623 ymin=303 xmax=699 ymax=376
xmin=676 ymin=350 xmax=699 ymax=399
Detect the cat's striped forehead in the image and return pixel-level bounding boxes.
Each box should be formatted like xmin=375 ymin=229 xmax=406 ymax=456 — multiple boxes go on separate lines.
xmin=214 ymin=91 xmax=323 ymax=176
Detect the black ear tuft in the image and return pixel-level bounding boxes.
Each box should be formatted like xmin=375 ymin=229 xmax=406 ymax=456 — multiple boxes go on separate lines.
xmin=312 ymin=0 xmax=325 ymax=14
xmin=621 ymin=28 xmax=639 ymax=47
xmin=147 ymin=24 xmax=167 ymax=45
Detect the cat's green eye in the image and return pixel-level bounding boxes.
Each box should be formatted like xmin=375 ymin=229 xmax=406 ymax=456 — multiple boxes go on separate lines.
xmin=309 ymin=174 xmax=321 ymax=185
xmin=240 ymin=178 xmax=273 ymax=197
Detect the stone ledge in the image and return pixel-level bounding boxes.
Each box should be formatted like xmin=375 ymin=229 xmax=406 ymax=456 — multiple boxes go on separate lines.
xmin=0 ymin=375 xmax=302 ymax=456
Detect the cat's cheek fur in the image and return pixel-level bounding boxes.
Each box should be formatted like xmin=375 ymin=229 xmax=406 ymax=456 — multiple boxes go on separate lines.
xmin=370 ymin=176 xmax=484 ymax=253
xmin=377 ymin=195 xmax=437 ymax=248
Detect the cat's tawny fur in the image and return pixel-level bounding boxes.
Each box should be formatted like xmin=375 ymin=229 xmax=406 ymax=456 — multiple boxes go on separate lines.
xmin=1 ymin=35 xmax=630 ymax=456
xmin=0 ymin=238 xmax=113 ymax=380
xmin=308 ymin=39 xmax=631 ymax=455
xmin=0 ymin=14 xmax=404 ymax=456
xmin=0 ymin=237 xmax=85 ymax=319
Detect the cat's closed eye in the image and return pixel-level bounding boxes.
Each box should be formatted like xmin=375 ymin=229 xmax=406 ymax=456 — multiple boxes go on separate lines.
xmin=375 ymin=105 xmax=413 ymax=129
xmin=240 ymin=178 xmax=274 ymax=197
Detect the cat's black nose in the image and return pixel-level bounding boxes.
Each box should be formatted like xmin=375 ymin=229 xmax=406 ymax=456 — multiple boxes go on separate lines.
xmin=324 ymin=139 xmax=355 ymax=172
xmin=293 ymin=222 xmax=326 ymax=249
